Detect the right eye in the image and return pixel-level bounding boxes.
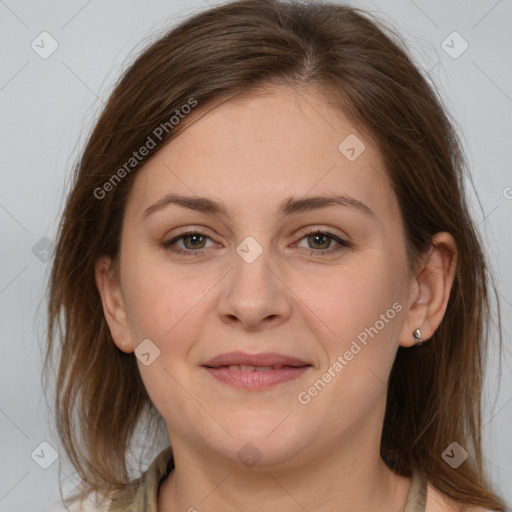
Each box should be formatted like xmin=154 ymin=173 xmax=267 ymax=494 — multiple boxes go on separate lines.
xmin=162 ymin=229 xmax=215 ymax=256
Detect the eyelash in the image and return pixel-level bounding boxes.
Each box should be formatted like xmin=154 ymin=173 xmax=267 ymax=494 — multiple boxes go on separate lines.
xmin=161 ymin=227 xmax=351 ymax=257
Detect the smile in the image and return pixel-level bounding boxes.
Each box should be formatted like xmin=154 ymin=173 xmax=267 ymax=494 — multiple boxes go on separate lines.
xmin=203 ymin=365 xmax=312 ymax=390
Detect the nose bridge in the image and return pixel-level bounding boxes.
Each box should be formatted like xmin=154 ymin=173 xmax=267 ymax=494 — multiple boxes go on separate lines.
xmin=217 ymin=232 xmax=291 ymax=328
xmin=231 ymin=233 xmax=276 ymax=302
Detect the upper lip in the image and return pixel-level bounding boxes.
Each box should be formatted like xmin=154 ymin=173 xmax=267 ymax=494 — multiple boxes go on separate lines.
xmin=202 ymin=351 xmax=312 ymax=369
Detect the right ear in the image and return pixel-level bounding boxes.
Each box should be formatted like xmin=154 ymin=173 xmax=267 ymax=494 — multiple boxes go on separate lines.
xmin=94 ymin=256 xmax=133 ymax=353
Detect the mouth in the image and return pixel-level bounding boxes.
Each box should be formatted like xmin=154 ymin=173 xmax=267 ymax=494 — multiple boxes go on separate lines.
xmin=202 ymin=352 xmax=313 ymax=390
xmin=209 ymin=364 xmax=305 ymax=371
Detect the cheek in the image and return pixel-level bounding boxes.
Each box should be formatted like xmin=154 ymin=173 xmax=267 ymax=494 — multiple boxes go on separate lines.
xmin=301 ymin=267 xmax=403 ymax=406
xmin=120 ymin=257 xmax=208 ymax=418
xmin=291 ymin=269 xmax=402 ymax=434
xmin=121 ymin=251 xmax=209 ymax=346
xmin=302 ymin=262 xmax=400 ymax=345
xmin=300 ymin=262 xmax=405 ymax=404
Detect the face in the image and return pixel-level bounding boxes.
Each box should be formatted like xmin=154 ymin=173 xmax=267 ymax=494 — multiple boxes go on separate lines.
xmin=100 ymin=84 xmax=421 ymax=469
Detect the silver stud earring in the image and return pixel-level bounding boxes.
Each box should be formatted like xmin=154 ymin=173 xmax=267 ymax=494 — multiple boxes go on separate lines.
xmin=413 ymin=328 xmax=423 ymax=346
xmin=121 ymin=341 xmax=126 ymax=347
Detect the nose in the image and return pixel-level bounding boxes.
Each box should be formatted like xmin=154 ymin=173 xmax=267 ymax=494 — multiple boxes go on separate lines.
xmin=216 ymin=241 xmax=292 ymax=331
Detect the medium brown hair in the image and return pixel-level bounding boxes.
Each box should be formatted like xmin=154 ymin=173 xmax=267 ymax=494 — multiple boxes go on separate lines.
xmin=44 ymin=0 xmax=508 ymax=509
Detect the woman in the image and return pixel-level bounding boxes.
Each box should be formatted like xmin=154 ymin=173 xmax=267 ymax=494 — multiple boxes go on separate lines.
xmin=44 ymin=0 xmax=509 ymax=511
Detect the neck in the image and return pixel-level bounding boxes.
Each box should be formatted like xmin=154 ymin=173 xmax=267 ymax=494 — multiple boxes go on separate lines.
xmin=157 ymin=429 xmax=412 ymax=512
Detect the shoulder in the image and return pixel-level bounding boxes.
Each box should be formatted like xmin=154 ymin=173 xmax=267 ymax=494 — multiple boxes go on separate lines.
xmin=46 ymin=447 xmax=173 ymax=512
xmin=426 ymin=482 xmax=495 ymax=512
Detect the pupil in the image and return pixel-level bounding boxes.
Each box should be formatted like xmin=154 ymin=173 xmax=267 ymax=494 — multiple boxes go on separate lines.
xmin=310 ymin=234 xmax=329 ymax=249
xmin=186 ymin=234 xmax=204 ymax=248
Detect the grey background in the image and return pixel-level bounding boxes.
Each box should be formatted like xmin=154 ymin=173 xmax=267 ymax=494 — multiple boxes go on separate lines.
xmin=0 ymin=0 xmax=510 ymax=511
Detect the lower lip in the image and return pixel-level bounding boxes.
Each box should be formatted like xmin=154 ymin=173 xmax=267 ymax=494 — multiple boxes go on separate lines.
xmin=203 ymin=366 xmax=312 ymax=390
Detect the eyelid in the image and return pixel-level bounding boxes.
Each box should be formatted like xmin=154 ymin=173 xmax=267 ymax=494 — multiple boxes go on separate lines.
xmin=162 ymin=226 xmax=216 ymax=249
xmin=295 ymin=225 xmax=349 ymax=242
xmin=162 ymin=225 xmax=351 ymax=256
xmin=292 ymin=227 xmax=350 ymax=253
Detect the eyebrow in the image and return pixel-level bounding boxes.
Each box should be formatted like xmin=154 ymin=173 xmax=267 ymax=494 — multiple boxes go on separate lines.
xmin=142 ymin=193 xmax=376 ymax=221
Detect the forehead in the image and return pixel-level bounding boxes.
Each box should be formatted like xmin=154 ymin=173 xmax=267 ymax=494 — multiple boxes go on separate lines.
xmin=125 ymin=84 xmax=400 ymax=225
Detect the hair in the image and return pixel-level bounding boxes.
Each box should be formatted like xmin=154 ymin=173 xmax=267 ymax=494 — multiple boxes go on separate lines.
xmin=44 ymin=0 xmax=508 ymax=510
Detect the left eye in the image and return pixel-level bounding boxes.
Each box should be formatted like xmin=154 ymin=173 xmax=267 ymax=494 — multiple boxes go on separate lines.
xmin=294 ymin=230 xmax=349 ymax=254
xmin=162 ymin=229 xmax=349 ymax=256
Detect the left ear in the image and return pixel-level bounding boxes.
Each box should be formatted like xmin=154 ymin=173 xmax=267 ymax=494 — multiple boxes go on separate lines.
xmin=398 ymin=232 xmax=458 ymax=347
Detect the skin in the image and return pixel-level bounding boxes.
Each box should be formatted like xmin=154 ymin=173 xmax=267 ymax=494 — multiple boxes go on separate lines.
xmin=95 ymin=84 xmax=458 ymax=512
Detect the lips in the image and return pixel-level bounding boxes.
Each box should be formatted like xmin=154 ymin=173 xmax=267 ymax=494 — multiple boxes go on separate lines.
xmin=202 ymin=351 xmax=312 ymax=369
xmin=202 ymin=351 xmax=313 ymax=390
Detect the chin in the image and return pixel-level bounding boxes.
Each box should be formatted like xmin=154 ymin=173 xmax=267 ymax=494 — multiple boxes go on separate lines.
xmin=209 ymin=415 xmax=315 ymax=469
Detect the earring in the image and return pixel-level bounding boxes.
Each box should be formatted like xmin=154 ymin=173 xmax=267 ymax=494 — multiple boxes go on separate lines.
xmin=121 ymin=341 xmax=126 ymax=347
xmin=412 ymin=328 xmax=424 ymax=346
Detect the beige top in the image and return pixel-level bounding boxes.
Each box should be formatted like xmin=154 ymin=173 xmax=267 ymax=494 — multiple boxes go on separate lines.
xmin=104 ymin=446 xmax=427 ymax=512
